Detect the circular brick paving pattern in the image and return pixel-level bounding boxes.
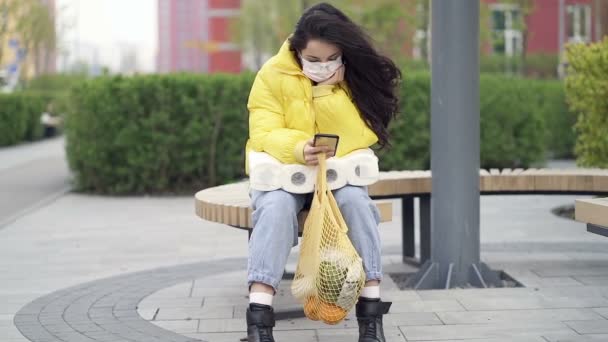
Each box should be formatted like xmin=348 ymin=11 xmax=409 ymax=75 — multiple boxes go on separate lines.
xmin=14 ymin=258 xmax=246 ymax=342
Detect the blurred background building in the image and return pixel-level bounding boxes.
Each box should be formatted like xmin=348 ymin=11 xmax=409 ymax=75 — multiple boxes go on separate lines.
xmin=2 ymin=0 xmax=607 ymax=82
xmin=484 ymin=0 xmax=604 ymax=56
xmin=157 ymin=0 xmax=241 ymax=74
xmin=155 ymin=0 xmax=607 ymax=74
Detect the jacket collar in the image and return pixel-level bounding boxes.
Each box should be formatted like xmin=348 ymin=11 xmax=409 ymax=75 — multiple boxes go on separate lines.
xmin=267 ymin=39 xmax=305 ymax=76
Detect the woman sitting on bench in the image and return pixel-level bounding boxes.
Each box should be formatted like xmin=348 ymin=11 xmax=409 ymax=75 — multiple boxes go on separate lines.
xmin=244 ymin=3 xmax=401 ymax=342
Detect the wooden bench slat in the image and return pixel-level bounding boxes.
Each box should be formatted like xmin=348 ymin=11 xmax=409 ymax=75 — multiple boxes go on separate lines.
xmin=594 ymin=172 xmax=608 ymax=192
xmin=196 ymin=169 xmax=608 ymax=229
xmin=575 ymin=198 xmax=608 ymax=228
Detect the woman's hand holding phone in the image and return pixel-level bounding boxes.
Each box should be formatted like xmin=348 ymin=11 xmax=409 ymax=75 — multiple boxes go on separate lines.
xmin=303 ymin=138 xmax=335 ymax=166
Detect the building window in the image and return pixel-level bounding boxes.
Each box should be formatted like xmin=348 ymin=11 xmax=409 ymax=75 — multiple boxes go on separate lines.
xmin=490 ymin=4 xmax=523 ymax=56
xmin=567 ymin=4 xmax=591 ymax=43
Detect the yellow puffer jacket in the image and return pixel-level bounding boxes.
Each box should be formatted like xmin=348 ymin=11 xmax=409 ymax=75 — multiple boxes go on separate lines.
xmin=245 ymin=40 xmax=378 ymax=174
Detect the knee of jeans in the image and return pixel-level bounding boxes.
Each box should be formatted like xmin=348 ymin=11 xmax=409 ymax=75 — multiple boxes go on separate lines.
xmin=334 ymin=186 xmax=369 ymax=208
xmin=255 ymin=190 xmax=299 ymax=212
xmin=252 ymin=191 xmax=301 ymax=233
xmin=335 ymin=187 xmax=380 ymax=225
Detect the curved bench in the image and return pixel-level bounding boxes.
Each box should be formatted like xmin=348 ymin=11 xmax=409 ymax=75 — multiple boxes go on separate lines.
xmin=196 ymin=168 xmax=608 ymax=263
xmin=576 ymin=197 xmax=608 ymax=237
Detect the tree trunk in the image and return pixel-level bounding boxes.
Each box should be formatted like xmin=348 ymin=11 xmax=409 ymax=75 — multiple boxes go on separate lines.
xmin=520 ymin=30 xmax=528 ymax=76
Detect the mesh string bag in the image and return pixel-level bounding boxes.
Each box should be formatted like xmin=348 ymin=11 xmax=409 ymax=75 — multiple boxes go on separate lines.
xmin=291 ymin=153 xmax=366 ymax=325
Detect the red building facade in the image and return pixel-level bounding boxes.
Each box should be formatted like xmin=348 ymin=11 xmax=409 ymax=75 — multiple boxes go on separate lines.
xmin=484 ymin=0 xmax=602 ymax=56
xmin=157 ymin=0 xmax=241 ymax=73
xmin=157 ymin=0 xmax=605 ymax=73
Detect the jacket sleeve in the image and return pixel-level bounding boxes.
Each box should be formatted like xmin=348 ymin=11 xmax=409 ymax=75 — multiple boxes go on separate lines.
xmin=248 ymin=71 xmax=310 ymax=164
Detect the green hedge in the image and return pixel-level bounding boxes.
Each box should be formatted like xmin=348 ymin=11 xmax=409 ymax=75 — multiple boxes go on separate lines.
xmin=378 ymin=73 xmax=554 ymax=170
xmin=65 ymin=72 xmax=568 ymax=194
xmin=401 ymin=53 xmax=559 ymax=79
xmin=534 ymin=81 xmax=576 ymax=159
xmin=565 ymin=38 xmax=608 ymax=168
xmin=479 ymin=54 xmax=559 ymax=79
xmin=65 ymin=74 xmax=252 ymax=194
xmin=479 ymin=75 xmax=546 ymax=168
xmin=25 ymin=74 xmax=89 ymax=93
xmin=24 ymin=73 xmax=85 ymax=117
xmin=0 ymin=93 xmax=50 ymax=146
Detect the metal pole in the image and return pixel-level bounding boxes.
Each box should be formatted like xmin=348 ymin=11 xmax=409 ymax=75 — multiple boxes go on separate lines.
xmin=406 ymin=0 xmax=500 ymax=289
xmin=432 ymin=0 xmax=481 ymax=286
xmin=401 ymin=197 xmax=415 ymax=262
xmin=419 ymin=195 xmax=431 ymax=264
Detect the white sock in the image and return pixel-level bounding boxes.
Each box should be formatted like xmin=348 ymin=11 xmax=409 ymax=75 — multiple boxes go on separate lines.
xmin=360 ymin=285 xmax=380 ymax=299
xmin=249 ymin=292 xmax=274 ymax=306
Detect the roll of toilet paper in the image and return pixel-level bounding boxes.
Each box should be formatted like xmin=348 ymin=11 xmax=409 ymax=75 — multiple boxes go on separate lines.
xmin=249 ymin=149 xmax=379 ymax=193
xmin=281 ymin=164 xmax=316 ymax=194
xmin=326 ymin=157 xmax=348 ymax=190
xmin=248 ymin=151 xmax=282 ymax=191
xmin=343 ymin=149 xmax=380 ymax=186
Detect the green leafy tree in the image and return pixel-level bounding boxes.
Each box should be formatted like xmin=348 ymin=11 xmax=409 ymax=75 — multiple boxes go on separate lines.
xmin=565 ymin=38 xmax=608 ymax=168
xmin=0 ymin=0 xmax=56 ymax=77
xmin=233 ymin=0 xmax=416 ymax=70
xmin=232 ymin=0 xmax=305 ymax=70
xmin=233 ymin=0 xmax=512 ymax=74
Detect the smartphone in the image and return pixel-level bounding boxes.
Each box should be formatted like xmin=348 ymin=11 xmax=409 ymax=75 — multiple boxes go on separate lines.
xmin=313 ymin=133 xmax=339 ymax=152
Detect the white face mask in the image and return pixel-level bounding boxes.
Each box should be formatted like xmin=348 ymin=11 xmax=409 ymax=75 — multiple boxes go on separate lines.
xmin=300 ymin=55 xmax=343 ymax=83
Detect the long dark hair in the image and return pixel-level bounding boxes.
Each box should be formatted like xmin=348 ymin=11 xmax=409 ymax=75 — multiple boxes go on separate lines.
xmin=289 ymin=2 xmax=401 ymax=148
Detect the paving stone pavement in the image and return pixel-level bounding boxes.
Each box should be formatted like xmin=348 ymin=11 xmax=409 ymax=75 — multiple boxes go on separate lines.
xmin=138 ymin=259 xmax=608 ymax=342
xmin=0 ymin=137 xmax=70 ymax=227
xmin=2 ymin=144 xmax=608 ymax=342
xmin=13 ymin=259 xmax=246 ymax=342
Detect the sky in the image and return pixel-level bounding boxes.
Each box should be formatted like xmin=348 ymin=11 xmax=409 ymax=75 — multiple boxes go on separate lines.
xmin=55 ymin=0 xmax=158 ymax=73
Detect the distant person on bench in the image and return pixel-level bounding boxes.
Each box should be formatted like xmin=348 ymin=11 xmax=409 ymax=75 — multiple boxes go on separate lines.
xmin=40 ymin=103 xmax=62 ymax=138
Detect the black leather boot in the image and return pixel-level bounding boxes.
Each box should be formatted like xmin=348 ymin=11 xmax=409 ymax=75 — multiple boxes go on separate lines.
xmin=246 ymin=303 xmax=275 ymax=342
xmin=356 ymin=298 xmax=392 ymax=342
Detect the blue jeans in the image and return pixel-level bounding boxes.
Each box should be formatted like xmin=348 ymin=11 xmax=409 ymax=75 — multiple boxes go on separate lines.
xmin=247 ymin=186 xmax=382 ymax=291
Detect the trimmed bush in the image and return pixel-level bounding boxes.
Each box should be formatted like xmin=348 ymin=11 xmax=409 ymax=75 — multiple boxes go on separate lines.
xmin=65 ymin=72 xmax=566 ymax=194
xmin=480 ymin=54 xmax=559 ymax=79
xmin=24 ymin=73 xmax=83 ymax=123
xmin=478 ymin=75 xmax=546 ymax=168
xmin=25 ymin=74 xmax=89 ymax=94
xmin=379 ymin=73 xmax=550 ymax=171
xmin=524 ymin=53 xmax=559 ymax=79
xmin=378 ymin=72 xmax=431 ymax=170
xmin=565 ymin=38 xmax=608 ymax=168
xmin=533 ymin=81 xmax=575 ymax=159
xmin=0 ymin=93 xmax=49 ymax=146
xmin=65 ymin=73 xmax=254 ymax=194
xmin=401 ymin=53 xmax=559 ymax=79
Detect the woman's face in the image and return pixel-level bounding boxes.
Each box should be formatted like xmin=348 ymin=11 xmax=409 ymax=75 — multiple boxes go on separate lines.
xmin=300 ymin=39 xmax=342 ymax=63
